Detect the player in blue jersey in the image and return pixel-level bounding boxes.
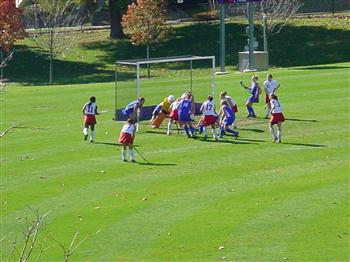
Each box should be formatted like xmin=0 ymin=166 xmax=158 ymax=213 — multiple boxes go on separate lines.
xmin=240 ymin=75 xmax=261 ymax=118
xmin=178 ymin=93 xmax=196 ymax=138
xmin=122 ymin=97 xmax=145 ymax=130
xmin=218 ymin=100 xmax=239 ymax=139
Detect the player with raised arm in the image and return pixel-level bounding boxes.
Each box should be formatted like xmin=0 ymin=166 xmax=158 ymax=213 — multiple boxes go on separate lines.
xmin=218 ymin=100 xmax=239 ymax=139
xmin=82 ymin=96 xmax=99 ymax=143
xmin=122 ymin=97 xmax=145 ymax=131
xmin=178 ymin=93 xmax=196 ymax=138
xmin=269 ymin=94 xmax=285 ymax=143
xmin=263 ymin=74 xmax=280 ymax=118
xmin=240 ymin=75 xmax=261 ymax=118
xmin=118 ymin=118 xmax=137 ymax=162
xmin=199 ymin=95 xmax=218 ymax=140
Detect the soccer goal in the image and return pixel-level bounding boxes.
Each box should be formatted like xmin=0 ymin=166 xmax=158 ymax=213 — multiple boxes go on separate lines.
xmin=114 ymin=55 xmax=216 ymax=121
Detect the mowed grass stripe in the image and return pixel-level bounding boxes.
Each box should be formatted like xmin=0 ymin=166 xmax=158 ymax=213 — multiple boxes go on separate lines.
xmin=1 ymin=62 xmax=349 ymax=260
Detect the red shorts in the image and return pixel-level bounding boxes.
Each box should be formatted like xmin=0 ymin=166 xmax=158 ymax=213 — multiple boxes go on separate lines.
xmin=265 ymin=95 xmax=270 ymax=104
xmin=84 ymin=115 xmax=96 ymax=125
xmin=169 ymin=109 xmax=179 ymax=121
xmin=270 ymin=113 xmax=285 ymax=125
xmin=232 ymin=105 xmax=238 ymax=113
xmin=118 ymin=132 xmax=133 ymax=144
xmin=202 ymin=115 xmax=217 ymax=126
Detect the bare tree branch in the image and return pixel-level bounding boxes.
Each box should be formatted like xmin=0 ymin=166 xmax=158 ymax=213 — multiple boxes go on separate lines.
xmin=51 ymin=229 xmax=101 ymax=262
xmin=257 ymin=0 xmax=303 ymax=34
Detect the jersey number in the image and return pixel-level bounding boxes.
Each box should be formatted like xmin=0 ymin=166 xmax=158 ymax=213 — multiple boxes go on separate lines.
xmin=206 ymin=104 xmax=212 ymax=111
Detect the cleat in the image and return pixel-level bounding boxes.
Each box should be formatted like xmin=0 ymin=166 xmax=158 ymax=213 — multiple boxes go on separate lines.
xmin=90 ymin=140 xmax=94 ymax=143
xmin=234 ymin=132 xmax=239 ymax=140
xmin=122 ymin=159 xmax=127 ymax=162
xmin=272 ymin=138 xmax=278 ymax=143
xmin=130 ymin=159 xmax=136 ymax=163
xmin=84 ymin=135 xmax=88 ymax=141
xmin=251 ymin=114 xmax=257 ymax=118
xmin=277 ymin=140 xmax=282 ymax=143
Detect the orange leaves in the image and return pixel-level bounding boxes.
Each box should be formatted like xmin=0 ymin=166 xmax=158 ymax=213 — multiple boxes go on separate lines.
xmin=0 ymin=0 xmax=26 ymax=49
xmin=121 ymin=0 xmax=172 ymax=46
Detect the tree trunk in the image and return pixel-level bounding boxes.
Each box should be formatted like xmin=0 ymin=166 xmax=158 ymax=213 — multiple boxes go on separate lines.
xmin=109 ymin=0 xmax=125 ymax=39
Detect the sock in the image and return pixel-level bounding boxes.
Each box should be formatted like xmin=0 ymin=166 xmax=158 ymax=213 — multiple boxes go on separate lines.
xmin=203 ymin=127 xmax=208 ymax=136
xmin=220 ymin=126 xmax=225 ymax=137
xmin=226 ymin=128 xmax=239 ymax=136
xmin=265 ymin=107 xmax=270 ymax=117
xmin=167 ymin=122 xmax=172 ymax=134
xmin=83 ymin=128 xmax=88 ymax=136
xmin=122 ymin=148 xmax=126 ymax=160
xmin=183 ymin=125 xmax=190 ymax=136
xmin=247 ymin=105 xmax=252 ymax=115
xmin=189 ymin=126 xmax=195 ymax=135
xmin=136 ymin=123 xmax=139 ymax=131
xmin=212 ymin=128 xmax=217 ymax=139
xmin=270 ymin=126 xmax=276 ymax=139
xmin=199 ymin=125 xmax=204 ymax=133
xmin=90 ymin=131 xmax=95 ymax=141
xmin=250 ymin=107 xmax=255 ymax=116
xmin=277 ymin=130 xmax=282 ymax=141
xmin=130 ymin=149 xmax=135 ymax=160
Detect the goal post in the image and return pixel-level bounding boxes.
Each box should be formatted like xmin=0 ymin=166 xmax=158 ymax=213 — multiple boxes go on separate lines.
xmin=114 ymin=55 xmax=216 ymax=121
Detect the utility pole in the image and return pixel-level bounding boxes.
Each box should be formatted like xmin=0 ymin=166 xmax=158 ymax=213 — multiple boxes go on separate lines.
xmin=247 ymin=1 xmax=254 ymax=70
xmin=219 ymin=3 xmax=226 ymax=73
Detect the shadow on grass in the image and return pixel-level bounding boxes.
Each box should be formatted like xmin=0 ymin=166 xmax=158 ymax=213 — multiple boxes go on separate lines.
xmin=94 ymin=141 xmax=120 ymax=146
xmin=295 ymin=65 xmax=350 ymax=70
xmin=7 ymin=21 xmax=349 ymax=85
xmin=197 ymin=137 xmax=257 ymax=145
xmin=137 ymin=162 xmax=176 ymax=166
xmin=283 ymin=142 xmax=327 ymax=148
xmin=285 ymin=118 xmax=318 ymax=123
xmin=238 ymin=128 xmax=265 ymax=133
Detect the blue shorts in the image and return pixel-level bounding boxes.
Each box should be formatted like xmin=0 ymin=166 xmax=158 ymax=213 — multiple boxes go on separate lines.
xmin=248 ymin=96 xmax=259 ymax=103
xmin=223 ymin=117 xmax=234 ymax=126
xmin=179 ymin=113 xmax=192 ymax=123
xmin=122 ymin=108 xmax=133 ymax=116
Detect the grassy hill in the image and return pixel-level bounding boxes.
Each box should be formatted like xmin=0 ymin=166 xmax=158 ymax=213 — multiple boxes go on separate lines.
xmin=3 ymin=16 xmax=350 ymax=85
xmin=1 ymin=61 xmax=349 ymax=260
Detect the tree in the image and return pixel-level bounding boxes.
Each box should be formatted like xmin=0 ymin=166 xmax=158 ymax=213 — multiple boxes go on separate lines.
xmin=257 ymin=0 xmax=302 ymax=51
xmin=0 ymin=0 xmax=26 ymax=81
xmin=30 ymin=0 xmax=82 ymax=85
xmin=122 ymin=0 xmax=172 ymax=78
xmin=109 ymin=0 xmax=133 ymax=38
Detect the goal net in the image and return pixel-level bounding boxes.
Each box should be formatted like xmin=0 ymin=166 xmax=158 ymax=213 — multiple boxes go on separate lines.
xmin=114 ymin=55 xmax=216 ymax=121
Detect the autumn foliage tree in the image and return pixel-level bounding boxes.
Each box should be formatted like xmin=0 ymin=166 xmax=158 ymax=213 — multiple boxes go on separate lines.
xmin=0 ymin=0 xmax=25 ymax=51
xmin=122 ymin=0 xmax=172 ymax=77
xmin=0 ymin=0 xmax=25 ymax=80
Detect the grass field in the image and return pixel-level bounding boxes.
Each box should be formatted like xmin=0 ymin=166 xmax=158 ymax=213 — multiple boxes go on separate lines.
xmin=1 ymin=62 xmax=349 ymax=261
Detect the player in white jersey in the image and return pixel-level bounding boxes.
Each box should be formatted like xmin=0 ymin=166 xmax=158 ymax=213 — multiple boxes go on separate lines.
xmin=269 ymin=94 xmax=285 ymax=143
xmin=198 ymin=95 xmax=218 ymax=140
xmin=220 ymin=91 xmax=238 ymax=128
xmin=118 ymin=118 xmax=136 ymax=162
xmin=82 ymin=96 xmax=99 ymax=142
xmin=167 ymin=98 xmax=181 ymax=135
xmin=263 ymin=74 xmax=280 ymax=118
